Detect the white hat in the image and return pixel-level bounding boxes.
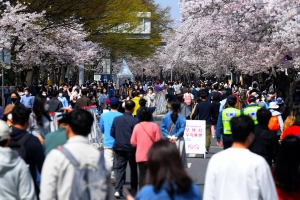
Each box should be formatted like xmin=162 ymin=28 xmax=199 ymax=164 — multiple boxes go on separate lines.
xmin=269 ymin=102 xmax=279 ymax=109
xmin=0 ymin=120 xmax=11 ymax=142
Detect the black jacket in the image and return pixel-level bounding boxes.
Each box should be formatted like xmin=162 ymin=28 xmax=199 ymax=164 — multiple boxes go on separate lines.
xmin=249 ymin=124 xmax=277 ymax=166
xmin=192 ymin=101 xmax=215 ymax=125
xmin=48 ymin=97 xmax=63 ymax=112
xmin=111 ymin=112 xmax=139 ymax=152
xmin=211 ymin=101 xmax=221 ymax=125
xmin=9 ymin=127 xmax=45 ymax=181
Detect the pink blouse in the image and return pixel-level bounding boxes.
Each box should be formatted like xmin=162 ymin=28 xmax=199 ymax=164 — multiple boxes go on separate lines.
xmin=130 ymin=122 xmax=161 ymax=162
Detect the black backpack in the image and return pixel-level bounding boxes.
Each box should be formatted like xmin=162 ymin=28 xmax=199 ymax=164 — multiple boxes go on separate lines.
xmin=9 ymin=134 xmax=31 ymax=160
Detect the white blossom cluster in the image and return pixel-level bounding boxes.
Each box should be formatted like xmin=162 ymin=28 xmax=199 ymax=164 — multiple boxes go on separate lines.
xmin=0 ymin=1 xmax=100 ymax=73
xmin=142 ymin=0 xmax=300 ymax=77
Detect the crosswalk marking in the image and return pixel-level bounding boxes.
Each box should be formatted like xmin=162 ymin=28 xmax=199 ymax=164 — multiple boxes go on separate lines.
xmin=189 ymin=153 xmax=196 ymax=157
xmin=188 ymin=163 xmax=192 ymax=168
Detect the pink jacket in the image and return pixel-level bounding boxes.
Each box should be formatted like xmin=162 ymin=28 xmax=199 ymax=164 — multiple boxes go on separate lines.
xmin=131 ymin=122 xmax=161 ymax=162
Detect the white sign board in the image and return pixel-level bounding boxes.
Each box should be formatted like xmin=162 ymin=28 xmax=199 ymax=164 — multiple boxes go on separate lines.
xmin=184 ymin=120 xmax=206 ymax=156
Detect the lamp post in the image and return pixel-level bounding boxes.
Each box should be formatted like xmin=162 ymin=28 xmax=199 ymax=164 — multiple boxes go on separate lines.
xmin=1 ymin=50 xmax=4 ymax=107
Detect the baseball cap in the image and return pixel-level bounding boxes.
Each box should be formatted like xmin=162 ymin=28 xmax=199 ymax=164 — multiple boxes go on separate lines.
xmin=110 ymin=97 xmax=119 ymax=106
xmin=248 ymin=95 xmax=257 ymax=102
xmin=227 ymin=95 xmax=237 ymax=102
xmin=0 ymin=120 xmax=11 ymax=142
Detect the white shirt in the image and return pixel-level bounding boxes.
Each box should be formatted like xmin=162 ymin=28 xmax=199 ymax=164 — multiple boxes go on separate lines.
xmin=203 ymin=148 xmax=277 ymax=200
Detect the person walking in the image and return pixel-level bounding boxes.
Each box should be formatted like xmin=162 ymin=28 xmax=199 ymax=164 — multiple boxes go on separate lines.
xmin=40 ymin=109 xmax=110 ymax=199
xmin=191 ymin=91 xmax=215 ymax=154
xmin=146 ymin=87 xmax=156 ymax=108
xmin=9 ymin=104 xmax=45 ymax=198
xmin=75 ymin=89 xmax=91 ymax=109
xmin=48 ymin=91 xmax=63 ymax=112
xmin=100 ymin=97 xmax=123 ymax=186
xmin=111 ymin=100 xmax=139 ymax=199
xmin=128 ymin=140 xmax=202 ymax=200
xmin=273 ymin=135 xmax=300 ymax=200
xmin=249 ymin=108 xmax=277 ymax=166
xmin=20 ymin=88 xmax=34 ymax=109
xmin=130 ymin=107 xmax=161 ymax=189
xmin=216 ymin=95 xmax=241 ymax=149
xmin=161 ymin=100 xmax=187 ymax=168
xmin=28 ymin=94 xmax=51 ymax=144
xmin=0 ymin=120 xmax=37 ymax=200
xmin=58 ymin=89 xmax=69 ymax=108
xmin=204 ymin=115 xmax=277 ymax=200
xmin=242 ymin=95 xmax=261 ymax=125
xmin=131 ymin=92 xmax=140 ymax=117
xmin=44 ymin=113 xmax=68 ymax=155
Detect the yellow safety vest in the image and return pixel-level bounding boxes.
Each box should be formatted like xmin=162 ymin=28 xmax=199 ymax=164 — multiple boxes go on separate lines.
xmin=243 ymin=105 xmax=261 ymax=125
xmin=222 ymin=107 xmax=241 ymax=135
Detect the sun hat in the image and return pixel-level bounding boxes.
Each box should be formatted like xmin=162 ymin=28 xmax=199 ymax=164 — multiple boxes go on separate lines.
xmin=276 ymin=97 xmax=284 ymax=105
xmin=269 ymin=102 xmax=279 ymax=109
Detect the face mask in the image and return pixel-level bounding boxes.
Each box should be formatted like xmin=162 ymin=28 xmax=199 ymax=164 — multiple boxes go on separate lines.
xmin=139 ymin=94 xmax=143 ymax=98
xmin=44 ymin=104 xmax=49 ymax=111
xmin=7 ymin=113 xmax=12 ymax=120
xmin=11 ymin=98 xmax=17 ymax=102
xmin=59 ymin=93 xmax=63 ymax=97
xmin=135 ymin=86 xmax=138 ymax=89
xmin=42 ymin=94 xmax=46 ymax=96
xmin=93 ymin=87 xmax=96 ymax=90
xmin=73 ymin=92 xmax=78 ymax=96
xmin=25 ymin=92 xmax=28 ymax=95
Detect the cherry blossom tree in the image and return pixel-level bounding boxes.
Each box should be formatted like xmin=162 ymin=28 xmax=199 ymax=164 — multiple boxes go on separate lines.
xmin=161 ymin=0 xmax=300 ymax=76
xmin=0 ymin=1 xmax=101 ymax=83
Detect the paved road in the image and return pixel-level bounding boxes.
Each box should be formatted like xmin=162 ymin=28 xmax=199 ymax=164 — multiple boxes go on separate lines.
xmin=108 ymin=116 xmax=223 ymax=199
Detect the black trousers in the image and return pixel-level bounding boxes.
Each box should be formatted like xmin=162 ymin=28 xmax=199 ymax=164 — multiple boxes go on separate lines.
xmin=138 ymin=162 xmax=147 ymax=189
xmin=115 ymin=151 xmax=138 ymax=195
xmin=223 ymin=134 xmax=233 ymax=150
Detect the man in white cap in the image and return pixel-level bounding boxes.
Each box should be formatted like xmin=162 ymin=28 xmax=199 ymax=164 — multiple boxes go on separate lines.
xmin=0 ymin=120 xmax=36 ymax=199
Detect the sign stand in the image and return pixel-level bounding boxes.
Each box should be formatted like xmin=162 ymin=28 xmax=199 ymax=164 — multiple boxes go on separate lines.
xmin=184 ymin=120 xmax=206 ymax=158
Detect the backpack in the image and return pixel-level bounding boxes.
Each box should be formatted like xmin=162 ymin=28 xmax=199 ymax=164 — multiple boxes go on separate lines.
xmin=59 ymin=147 xmax=109 ymax=200
xmin=184 ymin=93 xmax=192 ymax=106
xmin=9 ymin=134 xmax=31 ymax=160
xmin=268 ymin=116 xmax=280 ymax=131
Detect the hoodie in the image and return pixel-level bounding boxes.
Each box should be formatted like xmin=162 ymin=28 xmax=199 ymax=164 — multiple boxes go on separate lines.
xmin=0 ymin=147 xmax=36 ymax=200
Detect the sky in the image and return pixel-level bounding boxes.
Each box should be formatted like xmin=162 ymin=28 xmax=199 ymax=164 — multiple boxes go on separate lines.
xmin=155 ymin=0 xmax=181 ymax=25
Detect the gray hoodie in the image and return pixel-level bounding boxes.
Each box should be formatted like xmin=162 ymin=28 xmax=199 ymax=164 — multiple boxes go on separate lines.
xmin=0 ymin=147 xmax=36 ymax=200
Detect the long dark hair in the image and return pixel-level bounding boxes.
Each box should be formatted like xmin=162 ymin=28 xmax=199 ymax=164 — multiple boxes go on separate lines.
xmin=32 ymin=94 xmax=51 ymax=126
xmin=274 ymin=135 xmax=300 ymax=192
xmin=170 ymin=100 xmax=181 ymax=124
xmin=147 ymin=140 xmax=193 ymax=194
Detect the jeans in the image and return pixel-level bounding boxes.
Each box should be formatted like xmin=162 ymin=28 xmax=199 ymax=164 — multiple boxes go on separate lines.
xmin=104 ymin=148 xmax=115 ymax=179
xmin=138 ymin=162 xmax=147 ymax=189
xmin=115 ymin=151 xmax=138 ymax=195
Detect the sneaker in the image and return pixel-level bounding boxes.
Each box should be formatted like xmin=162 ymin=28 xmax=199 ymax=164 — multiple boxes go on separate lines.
xmin=114 ymin=191 xmax=125 ymax=199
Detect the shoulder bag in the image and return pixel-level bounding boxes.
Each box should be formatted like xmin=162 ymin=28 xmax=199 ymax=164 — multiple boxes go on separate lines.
xmin=140 ymin=123 xmax=155 ymax=143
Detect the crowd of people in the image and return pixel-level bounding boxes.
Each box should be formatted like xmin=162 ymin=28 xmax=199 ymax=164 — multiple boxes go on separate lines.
xmin=0 ymin=78 xmax=299 ymax=200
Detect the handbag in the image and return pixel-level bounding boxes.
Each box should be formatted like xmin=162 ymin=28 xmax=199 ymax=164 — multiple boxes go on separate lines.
xmin=139 ymin=123 xmax=155 ymax=143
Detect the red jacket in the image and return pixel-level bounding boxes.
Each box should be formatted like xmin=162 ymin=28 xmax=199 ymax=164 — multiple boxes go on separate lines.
xmin=281 ymin=125 xmax=300 ymax=140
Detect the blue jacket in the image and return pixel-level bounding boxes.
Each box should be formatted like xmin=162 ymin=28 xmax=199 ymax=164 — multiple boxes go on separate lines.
xmin=161 ymin=112 xmax=186 ymax=138
xmin=20 ymin=95 xmax=34 ymax=108
xmin=135 ymin=183 xmax=202 ymax=200
xmin=100 ymin=111 xmax=123 ymax=148
xmin=58 ymin=97 xmax=69 ymax=108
